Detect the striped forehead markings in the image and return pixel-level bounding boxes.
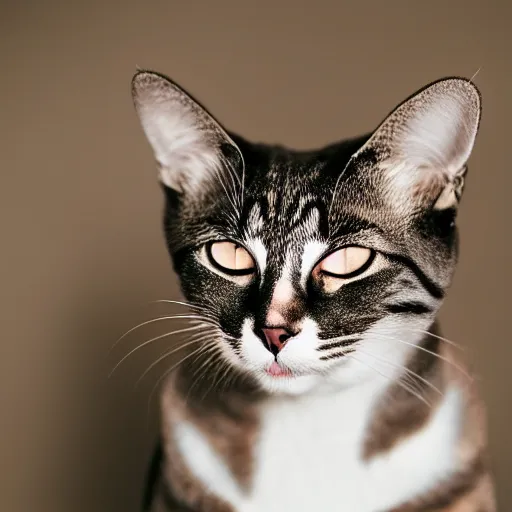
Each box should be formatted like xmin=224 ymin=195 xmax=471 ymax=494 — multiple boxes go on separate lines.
xmin=245 ymin=198 xmax=326 ymax=235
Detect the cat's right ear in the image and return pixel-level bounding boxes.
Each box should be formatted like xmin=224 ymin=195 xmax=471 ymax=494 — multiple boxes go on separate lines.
xmin=131 ymin=71 xmax=243 ymax=196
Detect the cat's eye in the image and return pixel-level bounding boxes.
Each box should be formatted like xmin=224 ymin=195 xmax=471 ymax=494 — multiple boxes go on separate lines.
xmin=207 ymin=241 xmax=256 ymax=275
xmin=316 ymin=246 xmax=375 ymax=278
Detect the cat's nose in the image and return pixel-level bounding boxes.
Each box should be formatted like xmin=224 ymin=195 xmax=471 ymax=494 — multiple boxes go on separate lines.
xmin=260 ymin=327 xmax=296 ymax=356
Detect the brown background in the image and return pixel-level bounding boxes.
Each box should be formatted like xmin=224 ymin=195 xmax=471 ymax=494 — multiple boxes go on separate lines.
xmin=1 ymin=1 xmax=510 ymax=511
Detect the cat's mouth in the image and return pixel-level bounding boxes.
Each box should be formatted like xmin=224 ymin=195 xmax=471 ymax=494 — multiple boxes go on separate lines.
xmin=265 ymin=361 xmax=294 ymax=378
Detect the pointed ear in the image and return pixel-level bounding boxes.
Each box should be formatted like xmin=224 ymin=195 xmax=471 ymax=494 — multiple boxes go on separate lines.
xmin=131 ymin=71 xmax=243 ymax=196
xmin=354 ymin=77 xmax=482 ymax=209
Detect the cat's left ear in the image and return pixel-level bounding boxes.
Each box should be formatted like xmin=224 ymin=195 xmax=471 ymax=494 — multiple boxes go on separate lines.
xmin=354 ymin=77 xmax=481 ymax=209
xmin=131 ymin=71 xmax=243 ymax=196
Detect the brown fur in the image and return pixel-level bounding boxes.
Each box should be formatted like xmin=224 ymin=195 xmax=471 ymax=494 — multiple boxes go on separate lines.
xmin=156 ymin=362 xmax=263 ymax=511
xmin=363 ymin=330 xmax=446 ymax=459
xmin=377 ymin=326 xmax=495 ymax=511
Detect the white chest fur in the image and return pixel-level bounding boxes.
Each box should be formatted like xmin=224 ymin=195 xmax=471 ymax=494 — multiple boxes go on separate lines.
xmin=173 ymin=383 xmax=462 ymax=512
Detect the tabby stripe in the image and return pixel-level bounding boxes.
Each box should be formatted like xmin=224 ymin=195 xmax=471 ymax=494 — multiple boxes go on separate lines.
xmin=385 ymin=302 xmax=433 ymax=315
xmin=318 ymin=338 xmax=361 ymax=351
xmin=290 ymin=199 xmax=330 ymax=238
xmin=320 ymin=349 xmax=355 ymax=361
xmin=389 ymin=254 xmax=445 ymax=300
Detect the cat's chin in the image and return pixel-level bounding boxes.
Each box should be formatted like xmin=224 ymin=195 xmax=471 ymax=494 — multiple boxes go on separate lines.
xmin=255 ymin=372 xmax=320 ymax=396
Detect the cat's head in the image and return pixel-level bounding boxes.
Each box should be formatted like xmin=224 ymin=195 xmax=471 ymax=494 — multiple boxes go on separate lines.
xmin=132 ymin=71 xmax=481 ymax=395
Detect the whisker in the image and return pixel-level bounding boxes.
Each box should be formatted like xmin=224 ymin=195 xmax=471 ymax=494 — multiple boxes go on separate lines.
xmin=470 ymin=66 xmax=483 ymax=82
xmin=197 ymin=353 xmax=229 ymax=402
xmin=150 ymin=299 xmax=219 ymax=323
xmin=211 ymin=160 xmax=243 ymax=227
xmin=347 ymin=353 xmax=432 ymax=408
xmin=144 ymin=343 xmax=209 ymax=432
xmin=108 ymin=324 xmax=208 ymax=379
xmin=356 ymin=348 xmax=443 ymax=397
xmin=372 ymin=333 xmax=473 ymax=382
xmin=186 ymin=331 xmax=243 ymax=402
xmin=184 ymin=343 xmax=226 ymax=404
xmin=328 ymin=160 xmax=351 ymax=220
xmin=238 ymin=151 xmax=246 ymax=213
xmin=212 ymin=163 xmax=240 ymax=216
xmin=110 ymin=314 xmax=219 ymax=352
xmin=221 ymin=154 xmax=242 ymax=193
xmin=151 ymin=299 xmax=217 ymax=315
xmin=223 ymin=157 xmax=243 ymax=208
xmin=406 ymin=328 xmax=464 ymax=351
xmin=209 ymin=355 xmax=234 ymax=396
xmin=150 ymin=299 xmax=203 ymax=310
xmin=135 ymin=331 xmax=216 ymax=387
xmin=190 ymin=340 xmax=224 ymax=376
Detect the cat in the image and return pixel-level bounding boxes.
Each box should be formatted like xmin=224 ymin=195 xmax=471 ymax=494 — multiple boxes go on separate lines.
xmin=130 ymin=70 xmax=495 ymax=511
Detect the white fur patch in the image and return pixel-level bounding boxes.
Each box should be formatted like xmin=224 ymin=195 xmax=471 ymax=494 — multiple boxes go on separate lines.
xmin=174 ymin=381 xmax=462 ymax=512
xmin=270 ymin=270 xmax=294 ymax=304
xmin=266 ymin=260 xmax=294 ymax=325
xmin=173 ymin=420 xmax=242 ymax=504
xmin=245 ymin=237 xmax=267 ymax=276
xmin=239 ymin=317 xmax=321 ymax=395
xmin=300 ymin=240 xmax=327 ymax=286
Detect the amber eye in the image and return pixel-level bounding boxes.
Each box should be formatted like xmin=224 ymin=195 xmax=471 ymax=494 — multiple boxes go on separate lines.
xmin=207 ymin=241 xmax=256 ymax=275
xmin=316 ymin=246 xmax=375 ymax=278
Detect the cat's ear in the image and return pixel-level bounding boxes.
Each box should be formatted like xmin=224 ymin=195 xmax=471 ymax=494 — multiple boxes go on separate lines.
xmin=131 ymin=71 xmax=243 ymax=195
xmin=354 ymin=77 xmax=481 ymax=209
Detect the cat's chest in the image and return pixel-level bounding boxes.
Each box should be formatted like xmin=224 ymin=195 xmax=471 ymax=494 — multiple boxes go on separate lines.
xmin=174 ymin=386 xmax=461 ymax=512
xmin=250 ymin=391 xmax=372 ymax=510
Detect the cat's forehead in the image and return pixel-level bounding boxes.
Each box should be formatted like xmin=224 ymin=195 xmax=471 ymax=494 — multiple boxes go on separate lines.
xmin=243 ymin=192 xmax=324 ymax=242
xmin=238 ymin=157 xmax=332 ymax=274
xmin=244 ymin=155 xmax=328 ymax=232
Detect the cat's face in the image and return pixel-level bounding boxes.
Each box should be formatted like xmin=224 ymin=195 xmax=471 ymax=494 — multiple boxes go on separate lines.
xmin=132 ymin=72 xmax=481 ymax=395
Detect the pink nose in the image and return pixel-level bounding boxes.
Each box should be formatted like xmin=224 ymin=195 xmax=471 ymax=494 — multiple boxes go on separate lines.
xmin=261 ymin=328 xmax=293 ymax=354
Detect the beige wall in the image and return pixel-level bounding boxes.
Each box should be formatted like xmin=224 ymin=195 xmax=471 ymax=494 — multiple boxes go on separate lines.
xmin=1 ymin=1 xmax=510 ymax=510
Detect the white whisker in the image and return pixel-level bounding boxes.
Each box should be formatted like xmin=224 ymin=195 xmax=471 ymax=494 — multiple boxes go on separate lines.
xmin=144 ymin=345 xmax=218 ymax=426
xmin=110 ymin=314 xmax=218 ymax=352
xmin=109 ymin=324 xmax=209 ymax=378
xmin=135 ymin=331 xmax=217 ymax=387
xmin=347 ymin=353 xmax=432 ymax=408
xmin=145 ymin=343 xmax=209 ymax=431
xmin=372 ymin=333 xmax=472 ymax=381
xmin=407 ymin=328 xmax=464 ymax=351
xmin=470 ymin=66 xmax=482 ymax=82
xmin=211 ymin=162 xmax=241 ymax=224
xmin=151 ymin=299 xmax=202 ymax=309
xmin=356 ymin=347 xmax=443 ymax=397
